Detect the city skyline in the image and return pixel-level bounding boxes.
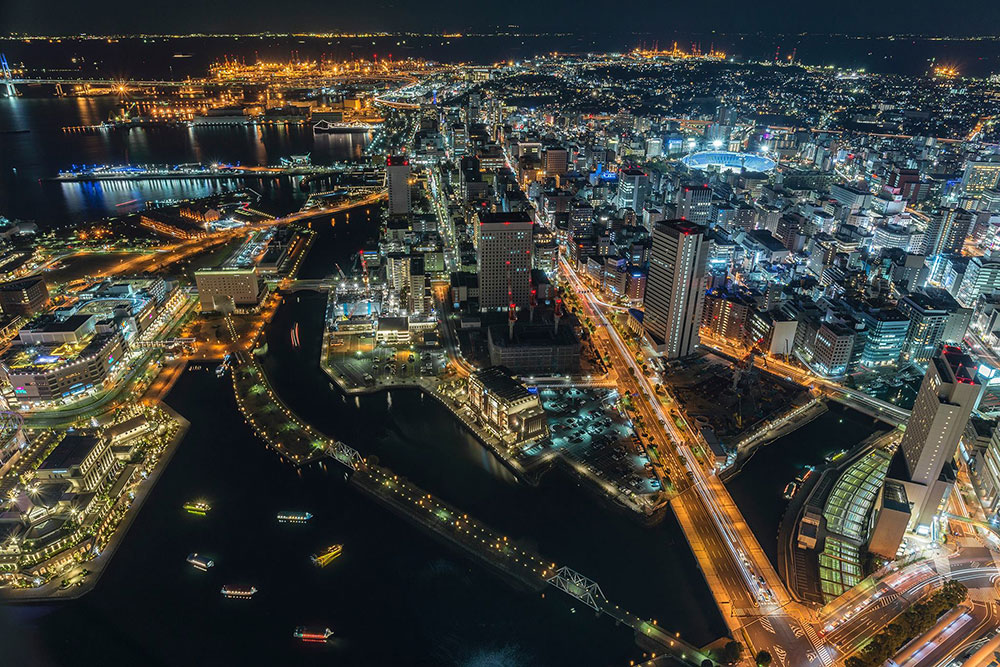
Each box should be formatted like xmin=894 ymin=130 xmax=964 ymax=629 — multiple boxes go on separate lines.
xmin=1 ymin=26 xmax=1000 ymax=667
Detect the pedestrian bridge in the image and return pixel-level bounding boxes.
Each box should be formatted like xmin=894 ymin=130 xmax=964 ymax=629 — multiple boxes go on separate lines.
xmin=547 ymin=566 xmax=711 ymax=665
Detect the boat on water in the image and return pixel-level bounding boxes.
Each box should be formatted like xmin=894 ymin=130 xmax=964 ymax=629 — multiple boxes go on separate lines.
xmin=277 ymin=511 xmax=313 ymax=523
xmin=221 ymin=585 xmax=258 ymax=599
xmin=186 ymin=553 xmax=214 ymax=571
xmin=311 ymin=544 xmax=343 ymax=567
xmin=183 ymin=501 xmax=212 ymax=515
xmin=783 ymin=482 xmax=799 ymax=500
xmin=293 ymin=626 xmax=334 ymax=643
xmin=312 ymin=119 xmax=372 ymax=134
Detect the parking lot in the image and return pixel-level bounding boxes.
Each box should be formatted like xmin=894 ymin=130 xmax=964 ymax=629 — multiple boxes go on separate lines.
xmin=523 ymin=387 xmax=664 ymax=497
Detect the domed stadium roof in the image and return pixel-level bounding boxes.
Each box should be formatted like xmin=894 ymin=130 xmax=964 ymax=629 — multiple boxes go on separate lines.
xmin=680 ymin=151 xmax=776 ymax=172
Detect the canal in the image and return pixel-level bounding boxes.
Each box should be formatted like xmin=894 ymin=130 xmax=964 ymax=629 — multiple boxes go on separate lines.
xmin=724 ymin=402 xmax=892 ymax=568
xmin=263 ymin=287 xmax=727 ymax=646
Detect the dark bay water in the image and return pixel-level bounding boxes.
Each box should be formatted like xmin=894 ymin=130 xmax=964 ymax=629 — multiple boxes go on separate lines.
xmin=0 ymin=96 xmax=371 ymax=226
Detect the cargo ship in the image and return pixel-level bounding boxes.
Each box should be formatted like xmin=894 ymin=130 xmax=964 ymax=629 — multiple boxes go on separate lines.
xmin=277 ymin=511 xmax=313 ymax=523
xmin=311 ymin=544 xmax=343 ymax=567
xmin=186 ymin=553 xmax=214 ymax=571
xmin=221 ymin=585 xmax=258 ymax=599
xmin=293 ymin=626 xmax=334 ymax=643
xmin=183 ymin=501 xmax=211 ymax=515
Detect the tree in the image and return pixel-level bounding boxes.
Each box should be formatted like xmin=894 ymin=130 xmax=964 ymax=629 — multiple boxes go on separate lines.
xmin=720 ymin=641 xmax=743 ymax=665
xmin=755 ymin=650 xmax=772 ymax=666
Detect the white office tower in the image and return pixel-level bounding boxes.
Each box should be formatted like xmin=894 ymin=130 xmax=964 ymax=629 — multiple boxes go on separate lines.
xmin=477 ymin=212 xmax=533 ymax=312
xmin=643 ymin=221 xmax=709 ymax=358
xmin=387 ymin=155 xmax=411 ymax=216
xmin=897 ymin=344 xmax=980 ymax=532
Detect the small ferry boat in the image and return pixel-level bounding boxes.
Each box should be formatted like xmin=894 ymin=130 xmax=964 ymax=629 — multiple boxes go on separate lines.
xmin=183 ymin=501 xmax=211 ymax=515
xmin=293 ymin=626 xmax=334 ymax=643
xmin=221 ymin=585 xmax=258 ymax=599
xmin=311 ymin=544 xmax=343 ymax=567
xmin=277 ymin=511 xmax=313 ymax=523
xmin=186 ymin=553 xmax=214 ymax=571
xmin=783 ymin=482 xmax=799 ymax=500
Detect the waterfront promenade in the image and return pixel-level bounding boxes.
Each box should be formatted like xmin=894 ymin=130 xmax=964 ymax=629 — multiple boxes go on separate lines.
xmin=229 ymin=351 xmax=714 ymax=665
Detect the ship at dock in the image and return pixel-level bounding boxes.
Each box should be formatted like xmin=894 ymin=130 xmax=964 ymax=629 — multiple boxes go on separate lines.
xmin=293 ymin=626 xmax=334 ymax=643
xmin=277 ymin=511 xmax=313 ymax=523
xmin=311 ymin=544 xmax=343 ymax=567
xmin=186 ymin=553 xmax=214 ymax=571
xmin=221 ymin=585 xmax=258 ymax=599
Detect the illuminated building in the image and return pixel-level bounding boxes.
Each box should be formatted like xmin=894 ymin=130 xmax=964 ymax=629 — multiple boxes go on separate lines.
xmin=616 ymin=169 xmax=648 ymax=214
xmin=898 ymin=288 xmax=972 ymax=363
xmin=0 ymin=315 xmax=125 ymax=402
xmin=0 ymin=277 xmax=49 ymax=317
xmin=387 ymin=155 xmax=412 ymax=216
xmin=922 ymin=207 xmax=972 ymax=257
xmin=466 ymin=366 xmax=547 ymax=445
xmin=893 ymin=345 xmax=980 ymax=532
xmin=961 ymin=160 xmax=1000 ymax=195
xmin=194 ymin=268 xmax=265 ymax=312
xmin=643 ymin=221 xmax=709 ymax=358
xmin=477 ymin=212 xmax=533 ymax=312
xmin=675 ymin=184 xmax=712 ymax=224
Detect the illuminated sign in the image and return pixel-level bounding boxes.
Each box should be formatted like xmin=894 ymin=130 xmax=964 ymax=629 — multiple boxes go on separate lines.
xmin=34 ymin=356 xmax=60 ymax=364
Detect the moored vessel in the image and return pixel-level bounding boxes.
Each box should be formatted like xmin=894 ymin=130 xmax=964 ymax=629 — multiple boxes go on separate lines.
xmin=293 ymin=626 xmax=334 ymax=643
xmin=221 ymin=585 xmax=258 ymax=599
xmin=186 ymin=553 xmax=214 ymax=571
xmin=183 ymin=500 xmax=211 ymax=515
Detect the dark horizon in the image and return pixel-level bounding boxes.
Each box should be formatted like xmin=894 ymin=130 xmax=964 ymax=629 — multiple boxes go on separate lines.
xmin=3 ymin=0 xmax=1000 ymax=38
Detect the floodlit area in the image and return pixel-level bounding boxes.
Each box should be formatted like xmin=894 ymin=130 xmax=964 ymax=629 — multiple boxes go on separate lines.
xmin=523 ymin=387 xmax=665 ymax=498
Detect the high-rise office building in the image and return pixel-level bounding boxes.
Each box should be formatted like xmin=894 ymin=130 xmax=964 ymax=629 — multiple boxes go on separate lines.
xmin=961 ymin=160 xmax=1000 ymax=195
xmin=676 ymin=184 xmax=712 ymax=224
xmin=387 ymin=155 xmax=412 ymax=216
xmin=896 ymin=344 xmax=980 ymax=531
xmin=617 ymin=169 xmax=649 ymax=214
xmin=897 ymin=288 xmax=971 ymax=364
xmin=922 ymin=207 xmax=972 ymax=257
xmin=543 ymin=147 xmax=568 ymax=176
xmin=643 ymin=221 xmax=709 ymax=358
xmin=477 ymin=212 xmax=533 ymax=312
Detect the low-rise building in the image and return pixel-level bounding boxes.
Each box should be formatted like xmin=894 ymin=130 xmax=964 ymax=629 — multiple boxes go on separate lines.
xmin=195 ymin=268 xmax=265 ymax=312
xmin=467 ymin=366 xmax=547 ymax=446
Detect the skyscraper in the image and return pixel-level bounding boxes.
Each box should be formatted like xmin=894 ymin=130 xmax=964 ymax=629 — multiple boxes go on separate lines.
xmin=676 ymin=184 xmax=712 ymax=224
xmin=896 ymin=344 xmax=980 ymax=531
xmin=477 ymin=212 xmax=533 ymax=312
xmin=617 ymin=169 xmax=649 ymax=214
xmin=643 ymin=221 xmax=709 ymax=358
xmin=387 ymin=155 xmax=411 ymax=216
xmin=922 ymin=207 xmax=972 ymax=257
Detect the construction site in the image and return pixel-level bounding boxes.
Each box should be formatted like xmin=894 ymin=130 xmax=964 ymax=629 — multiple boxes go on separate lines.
xmin=662 ymin=349 xmax=811 ymax=449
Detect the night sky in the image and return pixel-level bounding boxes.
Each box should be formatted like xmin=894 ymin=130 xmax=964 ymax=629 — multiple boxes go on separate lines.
xmin=1 ymin=0 xmax=999 ymax=36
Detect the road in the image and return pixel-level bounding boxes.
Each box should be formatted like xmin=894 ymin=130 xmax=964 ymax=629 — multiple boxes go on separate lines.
xmin=557 ymin=255 xmax=832 ymax=667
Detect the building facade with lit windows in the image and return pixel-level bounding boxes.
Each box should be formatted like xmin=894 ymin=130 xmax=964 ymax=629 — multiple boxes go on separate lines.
xmin=892 ymin=344 xmax=980 ymax=532
xmin=477 ymin=212 xmax=533 ymax=312
xmin=466 ymin=366 xmax=547 ymax=446
xmin=643 ymin=221 xmax=709 ymax=359
xmin=0 ymin=313 xmax=125 ymax=403
xmin=387 ymin=155 xmax=412 ymax=216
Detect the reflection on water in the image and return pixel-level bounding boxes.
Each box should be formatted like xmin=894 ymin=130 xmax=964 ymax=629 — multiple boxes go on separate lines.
xmin=0 ymin=96 xmax=371 ymax=224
